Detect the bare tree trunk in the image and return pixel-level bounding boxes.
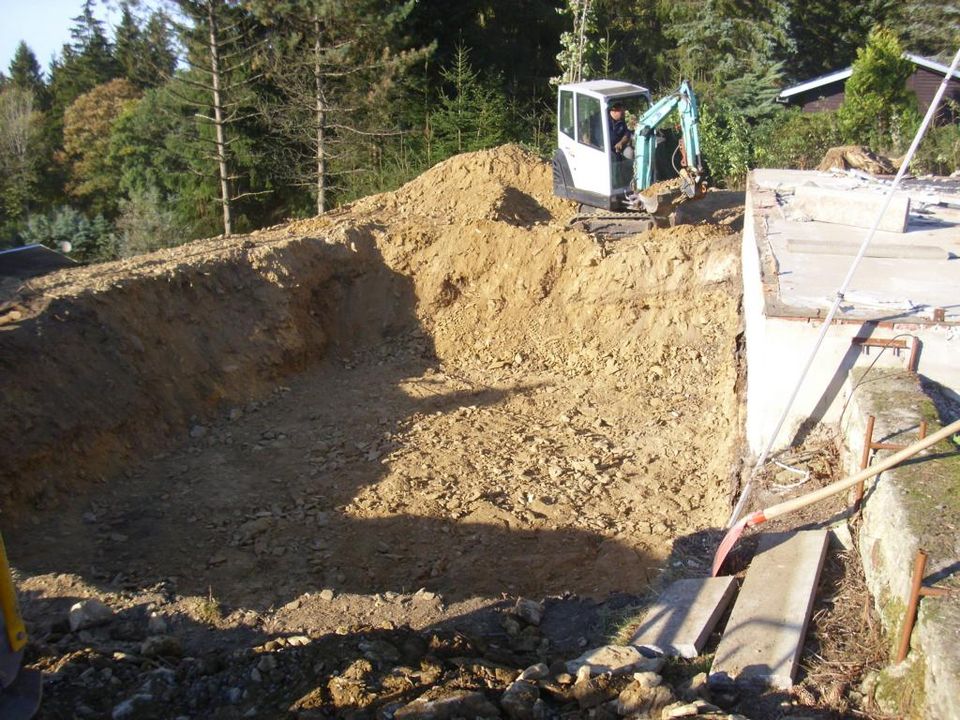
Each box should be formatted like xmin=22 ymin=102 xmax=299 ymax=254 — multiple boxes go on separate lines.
xmin=207 ymin=0 xmax=232 ymax=235
xmin=314 ymin=18 xmax=326 ymax=215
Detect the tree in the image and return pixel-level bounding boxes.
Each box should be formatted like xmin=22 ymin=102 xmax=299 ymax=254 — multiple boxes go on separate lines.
xmin=898 ymin=0 xmax=960 ymax=61
xmin=432 ymin=44 xmax=510 ymax=157
xmin=837 ymin=27 xmax=919 ymax=151
xmin=249 ymin=0 xmax=430 ymax=213
xmin=62 ymin=78 xmax=142 ymax=215
xmin=49 ymin=0 xmax=121 ymax=110
xmin=0 ymin=87 xmax=42 ymax=242
xmin=555 ymin=0 xmax=598 ymax=83
xmin=114 ymin=3 xmax=178 ymax=88
xmin=8 ymin=42 xmax=48 ymax=108
xmin=21 ymin=206 xmax=118 ymax=262
xmin=786 ymin=0 xmax=901 ymax=80
xmin=666 ymin=0 xmax=794 ymax=119
xmin=168 ymin=0 xmax=268 ymax=235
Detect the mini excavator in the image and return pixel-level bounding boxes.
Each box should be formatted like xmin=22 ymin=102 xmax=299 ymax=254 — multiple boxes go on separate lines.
xmin=552 ymin=79 xmax=705 ymax=236
xmin=0 ymin=533 xmax=41 ymax=719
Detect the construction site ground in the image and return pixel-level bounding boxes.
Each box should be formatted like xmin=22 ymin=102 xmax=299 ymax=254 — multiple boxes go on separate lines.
xmin=0 ymin=146 xmax=886 ymax=719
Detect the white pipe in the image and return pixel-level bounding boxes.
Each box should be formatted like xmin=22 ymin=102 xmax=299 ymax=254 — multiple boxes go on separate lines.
xmin=727 ymin=45 xmax=960 ymax=527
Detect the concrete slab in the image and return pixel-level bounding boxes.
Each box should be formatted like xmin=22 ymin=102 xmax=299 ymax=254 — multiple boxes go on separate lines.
xmin=628 ymin=577 xmax=738 ymax=658
xmin=709 ymin=530 xmax=829 ymax=690
xmin=741 ymin=169 xmax=960 ymax=454
xmin=793 ymin=185 xmax=911 ymax=233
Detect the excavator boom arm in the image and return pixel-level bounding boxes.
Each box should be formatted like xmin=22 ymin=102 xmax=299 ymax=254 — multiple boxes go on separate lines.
xmin=632 ymin=79 xmax=703 ymax=191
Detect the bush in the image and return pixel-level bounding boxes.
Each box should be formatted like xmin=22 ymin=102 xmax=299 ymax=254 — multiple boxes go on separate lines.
xmin=699 ymin=100 xmax=753 ymax=188
xmin=115 ymin=187 xmax=184 ymax=257
xmin=912 ymin=124 xmax=960 ymax=176
xmin=21 ymin=206 xmax=118 ymax=263
xmin=755 ymin=109 xmax=843 ymax=170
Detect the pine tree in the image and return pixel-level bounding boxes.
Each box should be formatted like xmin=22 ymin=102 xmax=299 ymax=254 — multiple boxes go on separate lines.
xmin=432 ymin=44 xmax=509 ymax=157
xmin=898 ymin=0 xmax=960 ymax=60
xmin=786 ymin=0 xmax=901 ymax=80
xmin=114 ymin=3 xmax=143 ymax=86
xmin=8 ymin=42 xmax=48 ymax=108
xmin=248 ymin=0 xmax=430 ymax=213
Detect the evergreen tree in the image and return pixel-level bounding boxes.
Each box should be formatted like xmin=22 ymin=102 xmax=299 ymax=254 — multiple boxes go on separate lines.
xmin=8 ymin=42 xmax=48 ymax=108
xmin=432 ymin=44 xmax=510 ymax=157
xmin=898 ymin=0 xmax=960 ymax=60
xmin=838 ymin=27 xmax=919 ymax=151
xmin=786 ymin=0 xmax=901 ymax=80
xmin=666 ymin=0 xmax=794 ymax=119
xmin=139 ymin=11 xmax=178 ymax=85
xmin=249 ymin=0 xmax=430 ymax=213
xmin=114 ymin=3 xmax=143 ymax=86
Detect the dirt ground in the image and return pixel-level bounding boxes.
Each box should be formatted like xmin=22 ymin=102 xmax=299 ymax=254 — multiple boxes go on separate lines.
xmin=2 ymin=146 xmax=757 ymax=718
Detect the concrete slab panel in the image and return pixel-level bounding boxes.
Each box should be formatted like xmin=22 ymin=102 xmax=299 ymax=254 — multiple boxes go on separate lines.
xmin=709 ymin=530 xmax=829 ymax=690
xmin=793 ymin=185 xmax=910 ymax=233
xmin=628 ymin=577 xmax=738 ymax=658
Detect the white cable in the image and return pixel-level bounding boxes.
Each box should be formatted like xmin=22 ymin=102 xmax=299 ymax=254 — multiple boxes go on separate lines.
xmin=727 ymin=45 xmax=960 ymax=527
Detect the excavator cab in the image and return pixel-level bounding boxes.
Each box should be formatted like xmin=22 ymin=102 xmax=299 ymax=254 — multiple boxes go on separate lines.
xmin=553 ymin=80 xmax=652 ymax=211
xmin=554 ymin=79 xmax=705 ymax=217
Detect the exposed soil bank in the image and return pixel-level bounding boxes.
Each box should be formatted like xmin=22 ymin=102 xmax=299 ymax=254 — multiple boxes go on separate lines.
xmin=1 ymin=145 xmax=747 ymax=718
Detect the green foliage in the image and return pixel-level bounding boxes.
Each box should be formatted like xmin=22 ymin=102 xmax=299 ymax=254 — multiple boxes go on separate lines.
xmin=555 ymin=0 xmax=599 ymax=84
xmin=838 ymin=27 xmax=920 ymax=153
xmin=62 ymin=78 xmax=142 ymax=215
xmin=667 ymin=0 xmax=794 ymax=95
xmin=898 ymin=0 xmax=960 ymax=61
xmin=699 ymin=100 xmax=754 ymax=188
xmin=8 ymin=42 xmax=48 ymax=108
xmin=912 ymin=123 xmax=960 ymax=176
xmin=754 ymin=108 xmax=843 ymax=169
xmin=115 ymin=186 xmax=184 ymax=257
xmin=787 ymin=0 xmax=901 ymax=80
xmin=432 ymin=45 xmax=511 ymax=157
xmin=22 ymin=206 xmax=118 ymax=262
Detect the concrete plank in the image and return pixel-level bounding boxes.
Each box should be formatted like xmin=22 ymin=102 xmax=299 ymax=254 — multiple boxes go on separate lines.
xmin=709 ymin=530 xmax=829 ymax=690
xmin=628 ymin=577 xmax=738 ymax=658
xmin=793 ymin=185 xmax=910 ymax=233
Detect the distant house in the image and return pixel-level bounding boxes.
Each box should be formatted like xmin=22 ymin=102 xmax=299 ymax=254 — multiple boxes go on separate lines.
xmin=778 ymin=54 xmax=960 ymax=125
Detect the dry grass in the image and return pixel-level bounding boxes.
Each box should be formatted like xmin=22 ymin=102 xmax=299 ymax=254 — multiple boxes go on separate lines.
xmin=797 ymin=535 xmax=896 ymax=719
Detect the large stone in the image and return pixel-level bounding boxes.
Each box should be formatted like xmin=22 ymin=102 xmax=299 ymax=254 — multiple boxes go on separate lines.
xmin=393 ymin=690 xmax=501 ymax=719
xmin=565 ymin=644 xmax=664 ymax=677
xmin=500 ymin=680 xmax=540 ymax=720
xmin=69 ymin=599 xmax=115 ymax=632
xmin=616 ymin=682 xmax=674 ymax=717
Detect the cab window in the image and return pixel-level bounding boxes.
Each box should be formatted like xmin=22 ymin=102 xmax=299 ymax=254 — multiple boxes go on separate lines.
xmin=559 ymin=90 xmax=574 ymax=139
xmin=576 ymin=95 xmax=602 ymax=149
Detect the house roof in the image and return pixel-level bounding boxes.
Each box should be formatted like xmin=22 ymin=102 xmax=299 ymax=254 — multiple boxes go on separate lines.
xmin=779 ymin=53 xmax=960 ymax=101
xmin=0 ymin=244 xmax=77 ymax=279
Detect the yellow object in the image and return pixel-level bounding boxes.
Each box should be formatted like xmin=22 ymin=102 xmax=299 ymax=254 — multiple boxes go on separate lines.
xmin=0 ymin=533 xmax=27 ymax=653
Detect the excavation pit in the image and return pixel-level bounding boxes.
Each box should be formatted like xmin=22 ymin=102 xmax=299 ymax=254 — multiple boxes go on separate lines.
xmin=1 ymin=146 xmax=746 ymax=717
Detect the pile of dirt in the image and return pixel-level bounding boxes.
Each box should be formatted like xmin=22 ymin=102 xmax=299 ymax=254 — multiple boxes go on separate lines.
xmin=3 ymin=145 xmax=750 ymax=718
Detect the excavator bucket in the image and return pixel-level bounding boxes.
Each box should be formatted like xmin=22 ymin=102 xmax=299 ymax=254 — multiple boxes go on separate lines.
xmin=0 ymin=535 xmax=40 ymax=719
xmin=0 ymin=666 xmax=42 ymax=720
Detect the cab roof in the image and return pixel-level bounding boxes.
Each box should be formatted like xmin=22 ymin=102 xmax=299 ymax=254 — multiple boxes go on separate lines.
xmin=558 ymin=79 xmax=650 ymax=98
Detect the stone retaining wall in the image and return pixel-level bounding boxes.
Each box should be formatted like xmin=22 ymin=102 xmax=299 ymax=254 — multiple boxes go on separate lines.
xmin=841 ymin=368 xmax=960 ymax=719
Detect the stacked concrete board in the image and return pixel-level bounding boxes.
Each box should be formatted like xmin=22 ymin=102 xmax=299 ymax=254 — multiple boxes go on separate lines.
xmin=841 ymin=368 xmax=960 ymax=719
xmin=709 ymin=530 xmax=829 ymax=690
xmin=628 ymin=577 xmax=737 ymax=658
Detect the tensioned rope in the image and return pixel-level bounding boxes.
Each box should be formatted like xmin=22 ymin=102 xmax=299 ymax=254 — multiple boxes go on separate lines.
xmin=727 ymin=45 xmax=960 ymax=528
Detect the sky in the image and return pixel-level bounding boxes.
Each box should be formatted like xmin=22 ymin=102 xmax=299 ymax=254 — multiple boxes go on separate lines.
xmin=0 ymin=0 xmax=161 ymax=77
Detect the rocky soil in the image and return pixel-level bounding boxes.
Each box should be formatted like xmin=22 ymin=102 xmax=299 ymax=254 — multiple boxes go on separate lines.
xmin=2 ymin=145 xmax=752 ymax=718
